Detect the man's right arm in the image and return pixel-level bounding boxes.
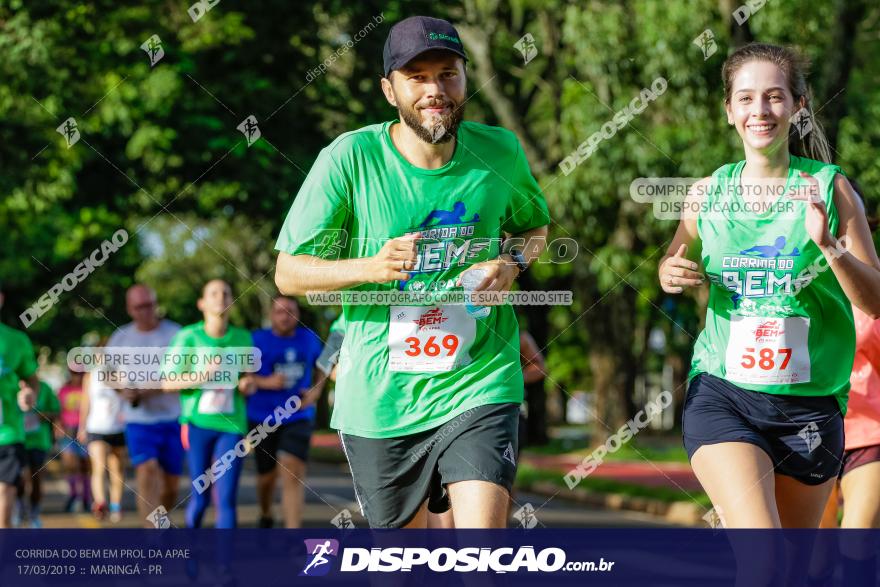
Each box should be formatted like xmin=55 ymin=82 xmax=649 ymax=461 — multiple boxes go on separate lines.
xmin=275 ymin=234 xmax=419 ymax=296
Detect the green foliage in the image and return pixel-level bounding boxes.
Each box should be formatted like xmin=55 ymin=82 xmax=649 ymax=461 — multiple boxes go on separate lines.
xmin=1 ymin=0 xmax=877 ymax=418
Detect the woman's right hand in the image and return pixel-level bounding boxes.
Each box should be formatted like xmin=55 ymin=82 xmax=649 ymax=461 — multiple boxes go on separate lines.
xmin=659 ymin=244 xmax=704 ymax=294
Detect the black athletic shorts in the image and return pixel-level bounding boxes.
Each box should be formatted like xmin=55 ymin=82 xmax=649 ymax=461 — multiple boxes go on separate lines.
xmin=25 ymin=449 xmax=46 ymax=473
xmin=88 ymin=432 xmax=126 ymax=448
xmin=250 ymin=419 xmax=313 ymax=474
xmin=683 ymin=373 xmax=843 ymax=485
xmin=340 ymin=402 xmax=520 ymax=528
xmin=0 ymin=443 xmax=25 ymax=485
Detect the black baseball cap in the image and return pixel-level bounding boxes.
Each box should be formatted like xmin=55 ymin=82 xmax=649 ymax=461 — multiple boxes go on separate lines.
xmin=383 ymin=16 xmax=467 ymax=78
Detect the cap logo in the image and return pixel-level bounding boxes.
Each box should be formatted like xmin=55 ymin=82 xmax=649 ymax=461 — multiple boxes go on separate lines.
xmin=427 ymin=31 xmax=461 ymax=44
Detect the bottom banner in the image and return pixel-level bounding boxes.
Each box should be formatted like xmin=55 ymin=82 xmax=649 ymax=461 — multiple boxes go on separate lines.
xmin=1 ymin=529 xmax=878 ymax=585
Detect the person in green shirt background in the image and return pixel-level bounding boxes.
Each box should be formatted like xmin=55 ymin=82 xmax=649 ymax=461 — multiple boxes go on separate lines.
xmin=0 ymin=285 xmax=38 ymax=528
xmin=15 ymin=380 xmax=59 ymax=527
xmin=161 ymin=279 xmax=256 ymax=528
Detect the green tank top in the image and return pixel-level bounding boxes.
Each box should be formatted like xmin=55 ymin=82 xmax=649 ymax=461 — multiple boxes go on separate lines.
xmin=690 ymin=155 xmax=854 ymax=414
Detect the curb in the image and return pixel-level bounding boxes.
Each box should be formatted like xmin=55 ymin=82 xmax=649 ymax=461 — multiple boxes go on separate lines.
xmin=311 ymin=444 xmax=707 ymax=527
xmin=524 ymin=481 xmax=705 ymax=527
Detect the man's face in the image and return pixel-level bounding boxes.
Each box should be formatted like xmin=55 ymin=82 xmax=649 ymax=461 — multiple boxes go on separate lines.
xmin=383 ymin=50 xmax=466 ymax=144
xmin=270 ymin=298 xmax=299 ymax=335
xmin=126 ymin=285 xmax=159 ymax=329
xmin=197 ymin=280 xmax=232 ymax=318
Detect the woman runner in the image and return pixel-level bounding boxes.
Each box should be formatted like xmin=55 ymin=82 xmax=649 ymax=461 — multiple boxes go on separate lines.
xmin=659 ymin=43 xmax=880 ymax=528
xmin=162 ymin=279 xmax=256 ymax=528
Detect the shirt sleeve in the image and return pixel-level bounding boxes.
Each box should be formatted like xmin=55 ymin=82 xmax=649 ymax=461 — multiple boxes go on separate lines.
xmin=311 ymin=331 xmax=324 ymax=363
xmin=275 ymin=144 xmax=352 ymax=258
xmin=47 ymin=386 xmax=61 ymax=414
xmin=161 ymin=329 xmax=191 ymax=381
xmin=106 ymin=328 xmax=122 ymax=349
xmin=501 ymin=135 xmax=551 ymax=235
xmin=15 ymin=330 xmax=38 ymax=380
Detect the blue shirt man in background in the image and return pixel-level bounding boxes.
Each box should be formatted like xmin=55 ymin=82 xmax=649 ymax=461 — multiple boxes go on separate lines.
xmin=247 ymin=296 xmax=325 ymax=528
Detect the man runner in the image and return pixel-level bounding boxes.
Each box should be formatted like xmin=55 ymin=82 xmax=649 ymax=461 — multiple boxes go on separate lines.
xmin=248 ymin=296 xmax=325 ymax=528
xmin=274 ymin=16 xmax=549 ymax=528
xmin=106 ymin=284 xmax=183 ymax=527
xmin=0 ymin=285 xmax=38 ymax=528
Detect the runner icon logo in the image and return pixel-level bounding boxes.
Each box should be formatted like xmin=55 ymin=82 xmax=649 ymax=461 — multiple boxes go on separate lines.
xmin=331 ymin=509 xmax=356 ymax=529
xmin=147 ymin=506 xmax=171 ymax=529
xmin=237 ymin=115 xmax=261 ymax=147
xmin=514 ymin=33 xmax=538 ymax=65
xmin=692 ymin=29 xmax=717 ymax=60
xmin=56 ymin=117 xmax=80 ymax=148
xmin=140 ymin=35 xmax=164 ymax=67
xmin=702 ymin=506 xmax=724 ymax=529
xmin=798 ymin=422 xmax=822 ymax=454
xmin=790 ymin=108 xmax=813 ymax=139
xmin=740 ymin=235 xmax=800 ymax=258
xmin=513 ymin=503 xmax=538 ymax=529
xmin=301 ymin=539 xmax=340 ymax=577
xmin=419 ymin=202 xmax=480 ymax=228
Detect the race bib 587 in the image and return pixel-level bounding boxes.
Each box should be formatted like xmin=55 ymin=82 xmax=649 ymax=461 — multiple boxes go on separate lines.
xmin=725 ymin=316 xmax=811 ymax=385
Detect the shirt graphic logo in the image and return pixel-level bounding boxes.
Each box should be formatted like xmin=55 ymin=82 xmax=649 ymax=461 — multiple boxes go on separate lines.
xmin=716 ymin=235 xmax=803 ymax=308
xmin=740 ymin=236 xmax=800 ymax=258
xmin=398 ymin=201 xmax=486 ymax=290
xmin=419 ymin=201 xmax=480 ymax=228
xmin=300 ymin=539 xmax=339 ymax=576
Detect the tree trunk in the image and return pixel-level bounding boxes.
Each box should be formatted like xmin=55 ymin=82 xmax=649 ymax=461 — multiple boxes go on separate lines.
xmin=819 ymin=0 xmax=865 ymax=156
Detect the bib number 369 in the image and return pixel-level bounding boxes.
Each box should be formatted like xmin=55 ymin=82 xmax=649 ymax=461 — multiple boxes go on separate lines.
xmin=404 ymin=334 xmax=460 ymax=358
xmin=389 ymin=305 xmax=475 ymax=372
xmin=725 ymin=316 xmax=810 ymax=385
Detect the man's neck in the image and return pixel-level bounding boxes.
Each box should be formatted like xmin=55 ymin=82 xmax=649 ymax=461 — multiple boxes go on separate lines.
xmin=203 ymin=315 xmax=228 ymax=338
xmin=390 ymin=122 xmax=455 ymax=169
xmin=272 ymin=326 xmax=295 ymax=338
xmin=134 ymin=320 xmax=160 ymax=333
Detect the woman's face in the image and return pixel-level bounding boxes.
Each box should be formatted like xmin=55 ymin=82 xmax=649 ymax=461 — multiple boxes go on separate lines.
xmin=726 ymin=60 xmax=800 ymax=155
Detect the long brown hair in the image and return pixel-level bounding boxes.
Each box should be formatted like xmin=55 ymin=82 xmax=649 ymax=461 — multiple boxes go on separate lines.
xmin=722 ymin=43 xmax=833 ymax=163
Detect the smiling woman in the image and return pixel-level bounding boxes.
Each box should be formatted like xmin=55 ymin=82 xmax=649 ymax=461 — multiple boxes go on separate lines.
xmin=658 ymin=42 xmax=880 ymax=533
xmin=722 ymin=44 xmax=832 ymax=164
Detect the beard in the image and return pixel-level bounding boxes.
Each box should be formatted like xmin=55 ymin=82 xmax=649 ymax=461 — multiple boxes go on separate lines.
xmin=397 ymin=96 xmax=465 ymax=144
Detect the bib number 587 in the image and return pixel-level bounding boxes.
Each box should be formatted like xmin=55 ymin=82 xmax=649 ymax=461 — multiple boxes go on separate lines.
xmin=740 ymin=347 xmax=792 ymax=371
xmin=404 ymin=334 xmax=459 ymax=357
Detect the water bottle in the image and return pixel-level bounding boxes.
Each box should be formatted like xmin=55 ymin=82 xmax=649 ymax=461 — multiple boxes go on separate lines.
xmin=460 ymin=269 xmax=491 ymax=319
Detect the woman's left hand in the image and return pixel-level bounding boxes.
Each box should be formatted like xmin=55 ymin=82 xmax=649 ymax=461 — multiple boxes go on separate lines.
xmin=788 ymin=172 xmax=834 ymax=247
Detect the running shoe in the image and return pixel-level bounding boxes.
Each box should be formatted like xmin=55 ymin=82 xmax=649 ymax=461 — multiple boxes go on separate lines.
xmin=258 ymin=516 xmax=274 ymax=529
xmin=109 ymin=503 xmax=122 ymax=523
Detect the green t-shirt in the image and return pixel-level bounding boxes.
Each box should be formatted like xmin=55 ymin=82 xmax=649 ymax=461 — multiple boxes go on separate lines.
xmin=329 ymin=313 xmax=346 ymax=335
xmin=164 ymin=322 xmax=253 ymax=435
xmin=691 ymin=155 xmax=854 ymax=414
xmin=24 ymin=381 xmax=59 ymax=451
xmin=276 ymin=120 xmax=550 ymax=438
xmin=0 ymin=323 xmax=38 ymax=446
